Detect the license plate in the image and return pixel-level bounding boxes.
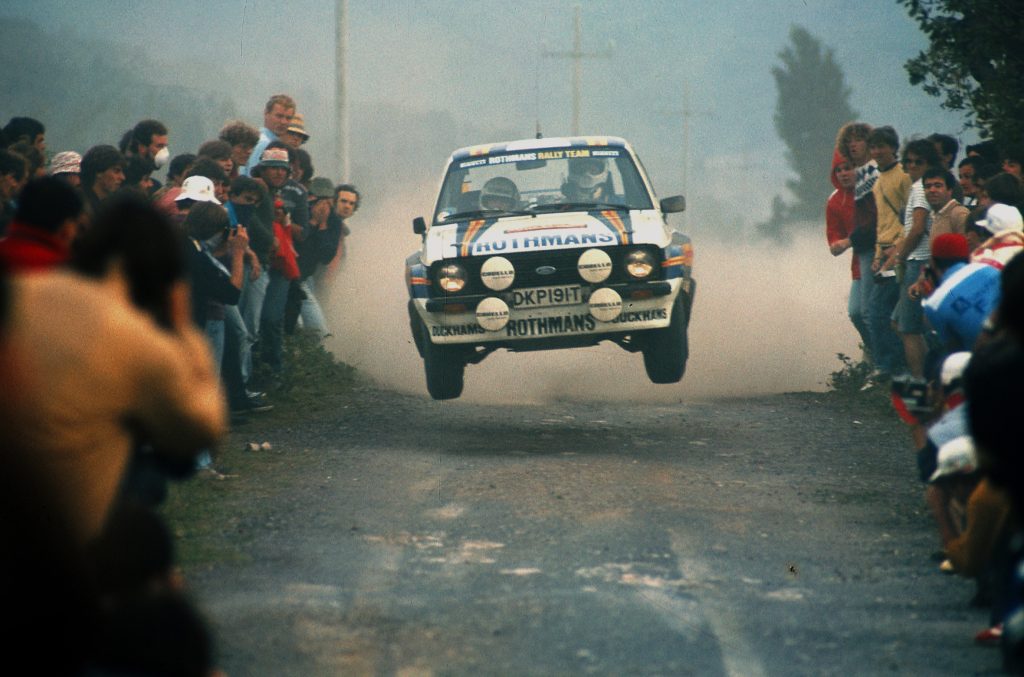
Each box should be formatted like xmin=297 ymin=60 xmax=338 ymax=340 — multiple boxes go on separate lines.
xmin=508 ymin=285 xmax=583 ymax=308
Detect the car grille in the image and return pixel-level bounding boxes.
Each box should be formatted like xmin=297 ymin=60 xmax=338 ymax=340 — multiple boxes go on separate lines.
xmin=429 ymin=245 xmax=662 ymax=296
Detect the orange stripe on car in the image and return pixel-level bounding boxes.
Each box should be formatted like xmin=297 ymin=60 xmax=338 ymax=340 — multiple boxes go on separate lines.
xmin=601 ymin=210 xmax=628 ymax=244
xmin=460 ymin=219 xmax=486 ymax=257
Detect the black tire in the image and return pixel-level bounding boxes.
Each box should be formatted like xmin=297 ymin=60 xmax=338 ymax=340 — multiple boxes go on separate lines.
xmin=422 ymin=328 xmax=466 ymax=400
xmin=642 ymin=293 xmax=689 ymax=384
xmin=408 ymin=301 xmax=425 ymax=358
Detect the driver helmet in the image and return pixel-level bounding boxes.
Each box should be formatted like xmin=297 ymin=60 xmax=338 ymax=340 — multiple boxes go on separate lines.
xmin=567 ymin=157 xmax=609 ymax=191
xmin=479 ymin=176 xmax=519 ymax=211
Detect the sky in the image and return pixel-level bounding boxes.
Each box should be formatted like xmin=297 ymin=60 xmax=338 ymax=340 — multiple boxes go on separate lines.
xmin=1 ymin=0 xmax=970 ymax=233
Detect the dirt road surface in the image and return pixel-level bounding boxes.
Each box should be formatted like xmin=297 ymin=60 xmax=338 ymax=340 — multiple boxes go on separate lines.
xmin=176 ymin=386 xmax=1001 ymax=676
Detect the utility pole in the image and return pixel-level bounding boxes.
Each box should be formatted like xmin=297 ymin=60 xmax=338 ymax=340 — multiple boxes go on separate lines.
xmin=662 ymin=83 xmax=709 ymax=227
xmin=542 ymin=4 xmax=613 ymax=135
xmin=335 ymin=0 xmax=349 ymax=181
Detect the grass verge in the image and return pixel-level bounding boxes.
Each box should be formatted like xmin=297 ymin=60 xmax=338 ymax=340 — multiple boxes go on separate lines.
xmin=161 ymin=331 xmax=362 ymax=570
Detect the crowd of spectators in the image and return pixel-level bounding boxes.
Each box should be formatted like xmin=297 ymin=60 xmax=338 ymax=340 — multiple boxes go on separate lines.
xmin=0 ymin=97 xmax=359 ymax=675
xmin=826 ymin=123 xmax=1024 ymax=670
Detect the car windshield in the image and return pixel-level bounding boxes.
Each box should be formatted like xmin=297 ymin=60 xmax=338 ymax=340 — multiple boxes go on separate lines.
xmin=433 ymin=147 xmax=653 ymax=224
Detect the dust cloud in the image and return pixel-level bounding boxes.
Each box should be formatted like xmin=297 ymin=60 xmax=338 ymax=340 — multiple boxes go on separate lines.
xmin=322 ymin=190 xmax=861 ymax=404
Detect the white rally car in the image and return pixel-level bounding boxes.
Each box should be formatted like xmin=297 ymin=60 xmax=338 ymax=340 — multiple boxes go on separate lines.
xmin=405 ymin=136 xmax=695 ymax=399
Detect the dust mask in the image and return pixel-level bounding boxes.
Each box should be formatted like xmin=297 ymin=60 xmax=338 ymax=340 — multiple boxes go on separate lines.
xmin=153 ymin=147 xmax=170 ymax=169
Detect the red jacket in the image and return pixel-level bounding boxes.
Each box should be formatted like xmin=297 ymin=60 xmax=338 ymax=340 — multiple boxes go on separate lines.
xmin=0 ymin=220 xmax=70 ymax=272
xmin=825 ymin=150 xmax=860 ymax=280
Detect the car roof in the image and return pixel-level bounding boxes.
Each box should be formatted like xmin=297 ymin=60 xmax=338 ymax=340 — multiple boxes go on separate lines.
xmin=450 ymin=136 xmax=631 ymax=162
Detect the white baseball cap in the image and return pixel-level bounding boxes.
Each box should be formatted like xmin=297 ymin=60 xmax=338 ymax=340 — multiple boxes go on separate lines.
xmin=976 ymin=203 xmax=1023 ymax=235
xmin=940 ymin=351 xmax=971 ymax=387
xmin=929 ymin=436 xmax=978 ymax=482
xmin=175 ymin=175 xmax=221 ymax=205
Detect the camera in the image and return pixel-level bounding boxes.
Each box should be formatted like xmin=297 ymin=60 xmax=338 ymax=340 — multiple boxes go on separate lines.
xmin=891 ymin=375 xmax=931 ymax=416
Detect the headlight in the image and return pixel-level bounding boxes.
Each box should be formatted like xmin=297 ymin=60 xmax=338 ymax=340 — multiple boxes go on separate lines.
xmin=437 ymin=262 xmax=467 ymax=293
xmin=625 ymin=249 xmax=656 ymax=279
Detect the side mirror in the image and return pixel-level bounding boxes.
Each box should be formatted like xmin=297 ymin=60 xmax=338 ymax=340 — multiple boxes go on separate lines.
xmin=413 ymin=216 xmax=426 ymax=235
xmin=660 ymin=195 xmax=686 ymax=214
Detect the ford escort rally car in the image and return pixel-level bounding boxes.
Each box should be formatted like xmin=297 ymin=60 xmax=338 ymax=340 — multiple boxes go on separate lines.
xmin=405 ymin=136 xmax=695 ymax=399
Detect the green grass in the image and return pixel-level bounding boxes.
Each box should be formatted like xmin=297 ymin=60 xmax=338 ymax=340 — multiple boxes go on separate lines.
xmin=161 ymin=331 xmax=362 ymax=570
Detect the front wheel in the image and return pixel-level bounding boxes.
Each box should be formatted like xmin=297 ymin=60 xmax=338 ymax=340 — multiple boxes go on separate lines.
xmin=642 ymin=293 xmax=689 ymax=383
xmin=422 ymin=330 xmax=466 ymax=400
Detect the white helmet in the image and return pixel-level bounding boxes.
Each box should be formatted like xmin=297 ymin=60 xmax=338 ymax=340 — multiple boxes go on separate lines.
xmin=479 ymin=176 xmax=519 ymax=210
xmin=568 ymin=157 xmax=608 ymax=190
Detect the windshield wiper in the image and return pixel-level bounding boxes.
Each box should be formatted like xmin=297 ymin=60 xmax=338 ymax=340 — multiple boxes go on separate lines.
xmin=528 ymin=202 xmax=633 ymax=213
xmin=442 ymin=208 xmax=534 ymax=222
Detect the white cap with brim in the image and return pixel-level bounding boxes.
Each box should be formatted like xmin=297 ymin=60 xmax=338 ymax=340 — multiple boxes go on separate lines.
xmin=941 ymin=351 xmax=971 ymax=387
xmin=175 ymin=175 xmax=221 ymax=205
xmin=929 ymin=436 xmax=978 ymax=482
xmin=976 ymin=203 xmax=1024 ymax=235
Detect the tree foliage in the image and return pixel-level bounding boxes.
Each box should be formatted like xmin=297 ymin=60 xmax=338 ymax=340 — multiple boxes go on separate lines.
xmin=900 ymin=0 xmax=1024 ymax=145
xmin=758 ymin=26 xmax=857 ymax=242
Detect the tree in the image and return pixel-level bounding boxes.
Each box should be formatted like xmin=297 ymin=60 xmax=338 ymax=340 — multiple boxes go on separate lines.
xmin=900 ymin=0 xmax=1024 ymax=146
xmin=758 ymin=26 xmax=858 ymax=242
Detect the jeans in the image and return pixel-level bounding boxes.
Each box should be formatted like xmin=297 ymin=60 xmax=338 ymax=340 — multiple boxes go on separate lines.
xmin=241 ymin=268 xmax=269 ymax=344
xmin=847 ymin=276 xmax=872 ymax=359
xmin=298 ymin=277 xmax=329 ymax=336
xmin=260 ymin=269 xmax=291 ymax=372
xmin=224 ymin=303 xmax=253 ymax=386
xmin=866 ymin=266 xmax=904 ymax=375
xmin=204 ymin=318 xmax=225 ymax=371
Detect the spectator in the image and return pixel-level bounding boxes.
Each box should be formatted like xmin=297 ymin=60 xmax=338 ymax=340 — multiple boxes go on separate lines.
xmin=958 ymin=157 xmax=993 ymax=209
xmin=928 ymin=133 xmax=959 ymax=171
xmin=229 ymin=177 xmax=273 ymax=346
xmin=252 ymin=146 xmax=300 ymax=375
xmin=923 ymin=168 xmax=969 ymax=245
xmin=0 ymin=197 xmax=226 ymax=544
xmin=922 ymin=233 xmax=1001 ymax=352
xmin=197 ymin=139 xmax=234 ymax=178
xmin=286 ymin=176 xmax=340 ymax=338
xmin=0 ymin=177 xmax=84 ymax=272
xmin=165 ymin=153 xmax=197 ymax=189
xmin=184 ymin=157 xmax=230 ymax=204
xmin=152 ymin=152 xmax=196 ymax=216
xmin=122 ymin=154 xmax=154 ymax=197
xmin=219 ymin=120 xmax=260 ymax=178
xmin=0 ymin=149 xmax=28 ymax=235
xmin=48 ymin=151 xmax=82 ymax=188
xmin=963 ymin=337 xmax=1024 ymax=665
xmin=979 ymin=172 xmax=1024 ymax=211
xmin=291 ymin=146 xmax=314 ymax=190
xmin=80 ymin=144 xmax=126 ymax=215
xmin=281 ymin=112 xmax=310 ymax=149
xmin=918 ymin=353 xmax=973 ymax=556
xmin=885 ymin=138 xmax=942 ymax=378
xmin=118 ymin=119 xmax=169 ymax=177
xmin=1002 ymin=144 xmax=1024 ymax=179
xmin=3 ymin=116 xmax=45 ymax=153
xmin=317 ymin=182 xmax=360 ymax=295
xmin=183 ymin=202 xmax=247 ymax=371
xmin=825 ymin=149 xmax=872 ymax=360
xmin=242 ymin=94 xmax=296 ymax=176
xmin=10 ymin=140 xmax=47 ymax=179
xmin=864 ymin=125 xmax=909 ymax=380
xmin=173 ymin=175 xmax=222 ymax=230
xmin=223 ymin=176 xmax=273 ymax=414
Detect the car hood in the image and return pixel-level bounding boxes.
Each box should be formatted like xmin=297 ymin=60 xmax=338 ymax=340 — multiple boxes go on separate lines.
xmin=423 ymin=209 xmax=668 ymax=263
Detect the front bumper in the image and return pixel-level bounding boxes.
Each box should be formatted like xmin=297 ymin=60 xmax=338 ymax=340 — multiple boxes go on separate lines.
xmin=413 ymin=278 xmax=687 ymax=345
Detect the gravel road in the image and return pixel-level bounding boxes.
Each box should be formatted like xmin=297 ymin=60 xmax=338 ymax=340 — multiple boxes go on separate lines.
xmin=181 ymin=386 xmax=1001 ymax=676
